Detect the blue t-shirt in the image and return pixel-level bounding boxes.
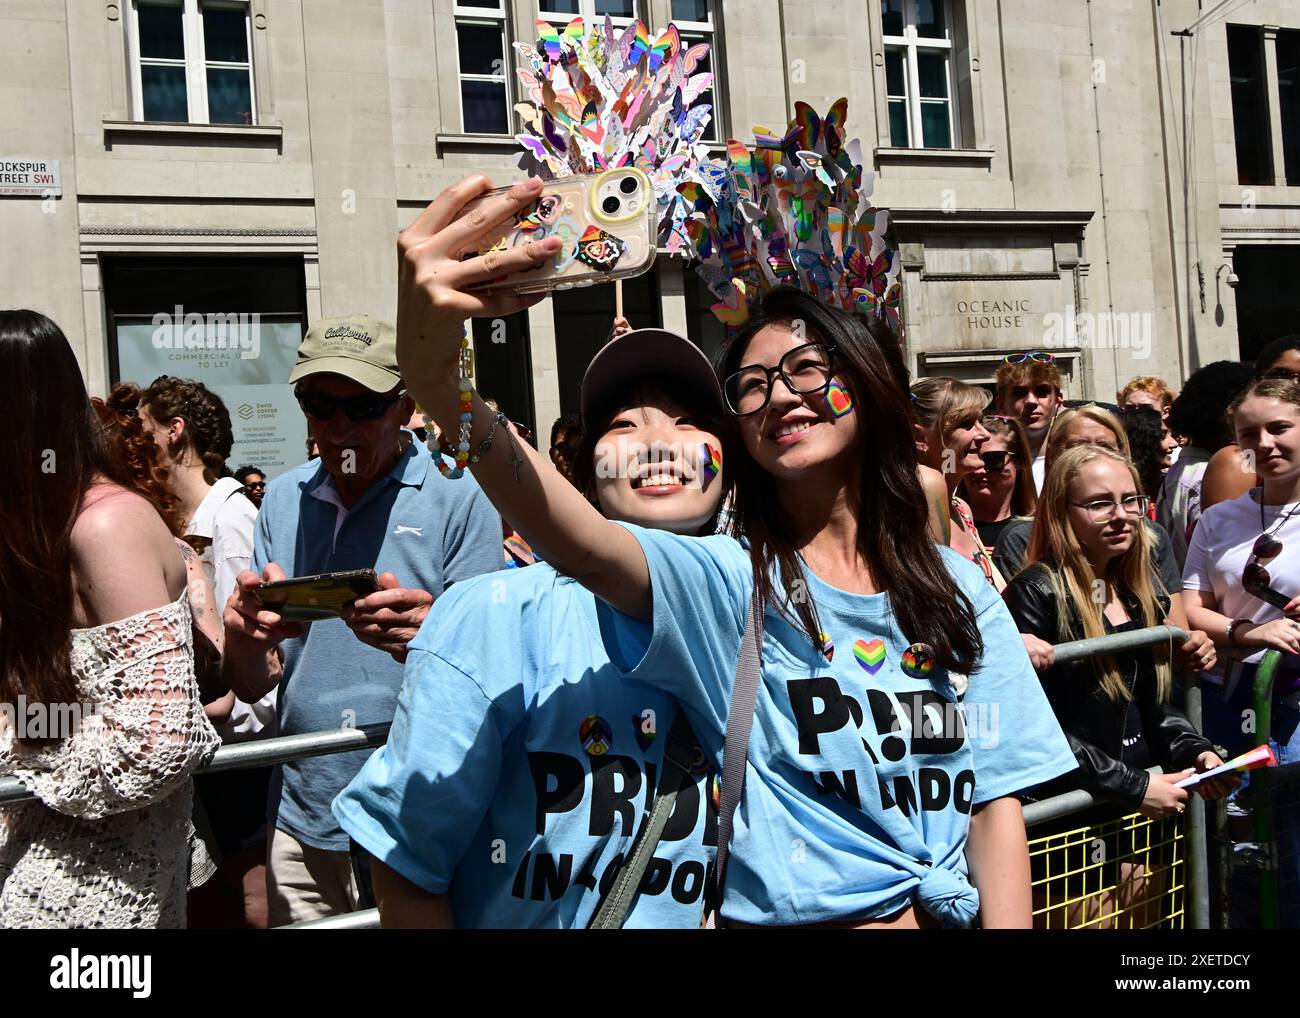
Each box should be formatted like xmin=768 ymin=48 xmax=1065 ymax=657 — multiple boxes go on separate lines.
xmin=598 ymin=524 xmax=1078 ymax=927
xmin=333 ymin=564 xmax=718 ymax=928
xmin=255 ymin=436 xmax=502 ymax=851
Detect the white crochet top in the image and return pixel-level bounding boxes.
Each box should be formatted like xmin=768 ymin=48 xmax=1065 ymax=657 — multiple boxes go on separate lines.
xmin=0 ymin=594 xmax=221 ymax=928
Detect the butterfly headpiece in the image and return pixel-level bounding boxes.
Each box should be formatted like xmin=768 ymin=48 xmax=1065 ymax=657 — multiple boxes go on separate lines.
xmin=677 ymin=99 xmax=903 ymax=330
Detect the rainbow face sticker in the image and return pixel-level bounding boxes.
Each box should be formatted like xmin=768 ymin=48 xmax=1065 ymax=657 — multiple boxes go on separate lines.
xmin=853 ymin=638 xmax=886 ymax=675
xmin=579 ymin=715 xmax=613 ymax=756
xmin=819 ymin=631 xmax=835 ymax=662
xmin=826 ymin=381 xmax=854 ymax=418
xmin=699 ymin=443 xmax=722 ymax=486
xmin=576 ymin=225 xmax=624 ymax=271
xmin=901 ymin=643 xmax=936 ymax=680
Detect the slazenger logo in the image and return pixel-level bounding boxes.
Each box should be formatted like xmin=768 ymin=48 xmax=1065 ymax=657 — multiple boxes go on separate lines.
xmin=50 ymin=949 xmax=151 ymax=998
xmin=393 ymin=525 xmax=423 ymax=536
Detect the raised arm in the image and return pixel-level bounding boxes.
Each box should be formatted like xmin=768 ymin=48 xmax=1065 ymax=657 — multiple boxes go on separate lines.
xmin=395 ymin=174 xmax=650 ymax=620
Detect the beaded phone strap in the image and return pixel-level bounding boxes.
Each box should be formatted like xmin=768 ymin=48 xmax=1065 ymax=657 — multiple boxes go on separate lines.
xmin=432 ymin=334 xmax=475 ymax=479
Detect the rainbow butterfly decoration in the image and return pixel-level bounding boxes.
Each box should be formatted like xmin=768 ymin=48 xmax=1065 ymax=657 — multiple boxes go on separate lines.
xmin=680 ymin=98 xmax=904 ymax=329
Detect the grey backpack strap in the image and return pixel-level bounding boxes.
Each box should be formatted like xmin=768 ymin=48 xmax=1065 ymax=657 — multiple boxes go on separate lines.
xmin=705 ymin=589 xmax=765 ymax=929
xmin=587 ymin=710 xmax=700 ymax=929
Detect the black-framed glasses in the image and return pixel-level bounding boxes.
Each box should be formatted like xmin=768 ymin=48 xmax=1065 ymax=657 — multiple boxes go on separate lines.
xmin=244 ymin=480 xmax=266 ymax=490
xmin=1069 ymin=495 xmax=1150 ymax=523
xmin=979 ymin=450 xmax=1017 ymax=472
xmin=295 ymin=386 xmax=405 ymax=423
xmin=1004 ymin=352 xmax=1055 ymax=365
xmin=723 ymin=342 xmax=837 ymax=417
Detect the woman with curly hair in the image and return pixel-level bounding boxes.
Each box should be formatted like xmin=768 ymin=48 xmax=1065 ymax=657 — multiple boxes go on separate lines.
xmin=139 ymin=377 xmax=272 ymax=928
xmin=1121 ymin=405 xmax=1177 ymax=508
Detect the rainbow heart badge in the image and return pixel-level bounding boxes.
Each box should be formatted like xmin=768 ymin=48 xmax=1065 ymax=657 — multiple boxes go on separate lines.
xmin=901 ymin=643 xmax=936 ymax=680
xmin=854 ymin=638 xmax=886 ymax=674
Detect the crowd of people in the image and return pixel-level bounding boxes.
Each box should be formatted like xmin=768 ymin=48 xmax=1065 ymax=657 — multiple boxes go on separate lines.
xmin=3 ymin=173 xmax=1299 ymax=930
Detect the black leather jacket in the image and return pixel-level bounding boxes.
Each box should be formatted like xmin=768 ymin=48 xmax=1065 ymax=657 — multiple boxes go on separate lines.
xmin=1003 ymin=564 xmax=1213 ymax=807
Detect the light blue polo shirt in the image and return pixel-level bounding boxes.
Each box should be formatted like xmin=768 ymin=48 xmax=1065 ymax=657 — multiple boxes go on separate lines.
xmin=255 ymin=433 xmax=502 ymax=851
xmin=333 ymin=565 xmax=718 ymax=928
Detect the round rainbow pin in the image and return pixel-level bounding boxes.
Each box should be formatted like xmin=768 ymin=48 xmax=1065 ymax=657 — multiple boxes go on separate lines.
xmin=900 ymin=643 xmax=936 ymax=680
xmin=579 ymin=715 xmax=613 ymax=756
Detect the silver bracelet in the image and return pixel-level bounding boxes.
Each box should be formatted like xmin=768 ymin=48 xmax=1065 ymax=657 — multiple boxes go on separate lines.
xmin=470 ymin=411 xmax=508 ymax=463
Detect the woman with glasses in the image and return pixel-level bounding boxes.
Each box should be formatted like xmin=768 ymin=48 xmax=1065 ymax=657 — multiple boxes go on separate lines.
xmin=959 ymin=415 xmax=1037 ymax=557
xmin=910 ymin=377 xmax=1004 ymax=590
xmin=1003 ymin=444 xmax=1232 ymax=927
xmin=392 ymin=175 xmax=1078 ymax=928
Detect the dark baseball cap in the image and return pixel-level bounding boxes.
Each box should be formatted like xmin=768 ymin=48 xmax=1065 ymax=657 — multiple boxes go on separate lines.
xmin=580 ymin=328 xmax=723 ymax=428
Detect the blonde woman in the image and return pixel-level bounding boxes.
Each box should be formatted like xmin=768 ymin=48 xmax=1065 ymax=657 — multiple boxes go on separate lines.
xmin=1004 ymin=445 xmax=1231 ymax=927
xmin=911 ymin=377 xmax=1003 ymax=589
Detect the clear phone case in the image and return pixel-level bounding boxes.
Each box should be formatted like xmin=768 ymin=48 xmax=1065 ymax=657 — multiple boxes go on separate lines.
xmin=456 ymin=168 xmax=657 ymax=295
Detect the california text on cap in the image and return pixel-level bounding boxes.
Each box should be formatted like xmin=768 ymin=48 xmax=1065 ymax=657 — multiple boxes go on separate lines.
xmin=288 ymin=314 xmax=401 ymax=393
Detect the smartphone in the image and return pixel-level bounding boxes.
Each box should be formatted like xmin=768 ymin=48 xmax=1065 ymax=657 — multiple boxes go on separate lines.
xmin=256 ymin=569 xmax=380 ymax=622
xmin=455 ymin=168 xmax=657 ymax=296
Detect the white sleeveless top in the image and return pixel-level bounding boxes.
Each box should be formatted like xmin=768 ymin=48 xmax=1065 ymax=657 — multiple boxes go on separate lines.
xmin=0 ymin=594 xmax=220 ymax=928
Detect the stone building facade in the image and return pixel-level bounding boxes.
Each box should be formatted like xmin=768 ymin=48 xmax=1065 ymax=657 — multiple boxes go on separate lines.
xmin=2 ymin=0 xmax=1296 ymax=474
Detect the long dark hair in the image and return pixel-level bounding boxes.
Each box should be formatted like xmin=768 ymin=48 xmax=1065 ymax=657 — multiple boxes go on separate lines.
xmin=719 ymin=289 xmax=983 ymax=673
xmin=0 ymin=311 xmax=114 ymax=731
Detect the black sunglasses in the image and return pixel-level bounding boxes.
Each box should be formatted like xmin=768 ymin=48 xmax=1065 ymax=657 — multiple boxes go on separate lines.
xmin=1243 ymin=533 xmax=1293 ymax=609
xmin=295 ymin=386 xmax=405 ymax=423
xmin=978 ymin=450 xmax=1016 ymax=472
xmin=723 ymin=342 xmax=838 ymax=418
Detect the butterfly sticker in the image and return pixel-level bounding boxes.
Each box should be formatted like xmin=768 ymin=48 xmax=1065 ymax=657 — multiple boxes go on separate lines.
xmin=648 ymin=25 xmax=680 ymax=75
xmin=711 ymin=280 xmax=751 ymax=327
xmin=576 ymin=225 xmax=624 ymax=271
xmin=624 ymin=20 xmax=651 ymax=67
xmin=793 ymin=97 xmax=848 ymax=155
xmin=537 ymin=17 xmax=584 ymax=63
xmin=791 ymin=248 xmax=832 ymax=291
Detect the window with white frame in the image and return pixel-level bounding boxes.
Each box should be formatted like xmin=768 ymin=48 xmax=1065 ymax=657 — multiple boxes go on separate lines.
xmin=538 ymin=1 xmax=640 ymax=26
xmin=881 ymin=0 xmax=956 ymax=149
xmin=671 ymin=0 xmax=720 ymax=143
xmin=456 ymin=1 xmax=512 ymax=135
xmin=129 ymin=0 xmax=255 ymax=124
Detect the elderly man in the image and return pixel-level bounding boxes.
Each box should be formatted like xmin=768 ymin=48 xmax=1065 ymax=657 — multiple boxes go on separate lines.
xmin=223 ymin=314 xmax=501 ymax=926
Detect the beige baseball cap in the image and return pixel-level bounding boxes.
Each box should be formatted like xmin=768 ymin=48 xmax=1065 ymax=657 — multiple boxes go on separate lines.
xmin=288 ymin=314 xmax=401 ymax=393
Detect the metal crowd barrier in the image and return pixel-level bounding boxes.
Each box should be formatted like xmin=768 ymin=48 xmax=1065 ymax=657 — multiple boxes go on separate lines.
xmin=1 ymin=623 xmax=1233 ymax=931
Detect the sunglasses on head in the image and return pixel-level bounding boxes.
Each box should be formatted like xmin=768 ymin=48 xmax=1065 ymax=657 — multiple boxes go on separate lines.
xmin=295 ymin=386 xmax=405 ymax=423
xmin=1004 ymin=352 xmax=1055 ymax=365
xmin=978 ymin=450 xmax=1017 ymax=472
xmin=1243 ymin=532 xmax=1293 ymax=609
